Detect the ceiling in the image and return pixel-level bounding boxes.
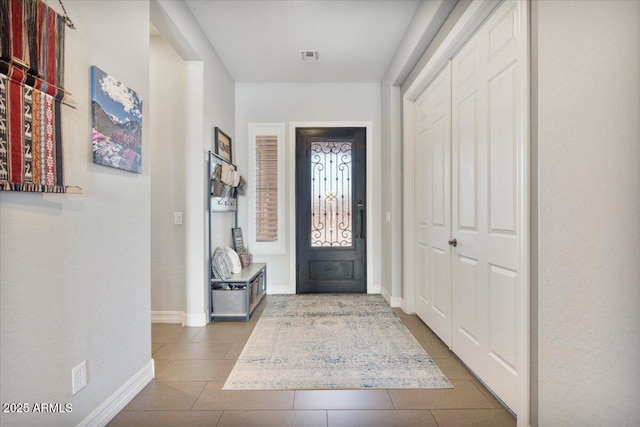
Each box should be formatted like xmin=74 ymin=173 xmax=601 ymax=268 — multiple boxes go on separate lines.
xmin=185 ymin=0 xmax=421 ymax=83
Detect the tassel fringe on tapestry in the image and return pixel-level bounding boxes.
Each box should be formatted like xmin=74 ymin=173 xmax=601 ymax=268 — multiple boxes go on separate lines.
xmin=0 ymin=0 xmax=68 ymax=193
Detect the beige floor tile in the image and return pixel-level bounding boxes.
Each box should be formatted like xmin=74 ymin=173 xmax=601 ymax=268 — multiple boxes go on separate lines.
xmin=294 ymin=390 xmax=394 ymax=410
xmin=151 ymin=323 xmax=184 ymax=329
xmin=399 ymin=315 xmax=430 ymax=331
xmin=189 ymin=327 xmax=254 ymax=343
xmin=471 ymin=379 xmax=505 ymax=409
xmin=124 ymin=381 xmax=206 ymax=411
xmin=156 ymin=359 xmax=236 ymax=382
xmin=431 ymin=408 xmax=516 ymax=426
xmin=388 ymin=380 xmax=494 ymax=410
xmin=207 ymin=320 xmax=255 ymax=331
xmin=217 ymin=410 xmax=326 ymax=427
xmin=152 ymin=343 xmax=165 ymax=355
xmin=192 ymin=381 xmax=295 ymax=410
xmin=242 ymin=321 xmax=258 ymax=332
xmin=417 ymin=339 xmax=454 ymax=359
xmin=108 ymin=410 xmax=222 ymax=427
xmin=153 ymin=358 xmax=170 ymax=374
xmin=432 ymin=358 xmax=475 ymax=380
xmin=250 ymin=307 xmax=266 ymax=319
xmin=152 ymin=325 xmax=202 ymax=344
xmin=224 ymin=342 xmax=246 ymax=359
xmin=153 ymin=342 xmax=233 ymax=360
xmin=392 ymin=307 xmax=410 ymax=317
xmin=328 ymin=409 xmax=437 ymax=427
xmin=408 ymin=327 xmax=442 ymax=343
xmin=113 ymin=299 xmax=518 ymax=425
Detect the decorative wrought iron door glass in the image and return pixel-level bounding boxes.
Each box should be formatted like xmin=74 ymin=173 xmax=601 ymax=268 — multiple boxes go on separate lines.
xmin=310 ymin=141 xmax=352 ymax=247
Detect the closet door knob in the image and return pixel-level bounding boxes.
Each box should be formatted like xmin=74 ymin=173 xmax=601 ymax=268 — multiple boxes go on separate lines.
xmin=448 ymin=238 xmax=457 ymax=247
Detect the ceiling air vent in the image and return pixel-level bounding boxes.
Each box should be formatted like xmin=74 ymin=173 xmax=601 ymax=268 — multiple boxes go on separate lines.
xmin=300 ymin=50 xmax=320 ymax=62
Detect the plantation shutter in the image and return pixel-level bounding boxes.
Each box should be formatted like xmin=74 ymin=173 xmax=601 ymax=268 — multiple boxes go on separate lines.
xmin=255 ymin=136 xmax=278 ymax=241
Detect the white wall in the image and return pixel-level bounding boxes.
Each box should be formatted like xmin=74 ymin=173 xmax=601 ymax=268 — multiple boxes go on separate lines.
xmin=151 ymin=0 xmax=235 ymax=324
xmin=150 ymin=36 xmax=187 ymax=313
xmin=380 ymin=0 xmax=457 ymax=306
xmin=380 ymin=82 xmax=397 ymax=303
xmin=235 ymin=83 xmax=381 ymax=294
xmin=0 ymin=2 xmax=151 ymax=426
xmin=402 ymin=1 xmax=473 ymax=94
xmin=537 ymin=1 xmax=640 ymax=425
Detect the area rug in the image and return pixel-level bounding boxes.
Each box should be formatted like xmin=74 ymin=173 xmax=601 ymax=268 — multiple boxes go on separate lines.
xmin=223 ymin=294 xmax=453 ymax=390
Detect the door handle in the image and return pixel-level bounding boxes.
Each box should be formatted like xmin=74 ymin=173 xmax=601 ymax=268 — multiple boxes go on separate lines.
xmin=448 ymin=238 xmax=457 ymax=247
xmin=357 ymin=200 xmax=365 ymax=239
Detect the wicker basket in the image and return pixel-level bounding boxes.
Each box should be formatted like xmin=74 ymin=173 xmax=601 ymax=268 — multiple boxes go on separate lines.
xmin=239 ymin=252 xmax=252 ymax=268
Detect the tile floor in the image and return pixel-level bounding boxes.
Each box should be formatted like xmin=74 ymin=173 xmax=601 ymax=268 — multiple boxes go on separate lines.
xmin=109 ymin=297 xmax=515 ymax=427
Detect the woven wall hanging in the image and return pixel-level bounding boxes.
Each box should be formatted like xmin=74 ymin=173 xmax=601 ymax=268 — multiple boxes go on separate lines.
xmin=0 ymin=0 xmax=76 ymax=193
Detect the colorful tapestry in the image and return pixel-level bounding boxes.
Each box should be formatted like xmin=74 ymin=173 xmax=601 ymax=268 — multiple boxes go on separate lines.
xmin=0 ymin=0 xmax=67 ymax=192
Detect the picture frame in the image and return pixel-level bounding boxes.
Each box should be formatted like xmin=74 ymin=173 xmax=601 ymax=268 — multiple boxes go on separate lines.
xmin=214 ymin=127 xmax=233 ymax=163
xmin=91 ymin=66 xmax=143 ymax=173
xmin=232 ymin=227 xmax=245 ymax=254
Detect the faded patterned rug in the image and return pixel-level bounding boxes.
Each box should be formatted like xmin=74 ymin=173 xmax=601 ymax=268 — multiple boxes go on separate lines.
xmin=223 ymin=294 xmax=452 ymax=390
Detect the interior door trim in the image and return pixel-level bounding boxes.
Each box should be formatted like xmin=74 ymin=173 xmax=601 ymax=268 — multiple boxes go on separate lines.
xmin=401 ymin=1 xmax=530 ymax=425
xmin=288 ymin=121 xmax=375 ymax=296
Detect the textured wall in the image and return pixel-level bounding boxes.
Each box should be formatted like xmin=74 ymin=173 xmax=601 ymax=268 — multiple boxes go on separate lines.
xmin=379 ymin=0 xmax=457 ymax=306
xmin=150 ymin=36 xmax=187 ymax=313
xmin=537 ymin=1 xmax=640 ymax=425
xmin=151 ymin=0 xmax=236 ymax=323
xmin=0 ymin=1 xmax=151 ymax=425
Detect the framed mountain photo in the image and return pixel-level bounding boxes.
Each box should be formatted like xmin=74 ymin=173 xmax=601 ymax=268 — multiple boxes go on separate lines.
xmin=91 ymin=66 xmax=143 ymax=173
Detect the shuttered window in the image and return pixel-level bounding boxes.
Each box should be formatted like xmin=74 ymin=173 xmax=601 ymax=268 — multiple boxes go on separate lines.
xmin=255 ymin=136 xmax=278 ymax=241
xmin=248 ymin=124 xmax=285 ymax=254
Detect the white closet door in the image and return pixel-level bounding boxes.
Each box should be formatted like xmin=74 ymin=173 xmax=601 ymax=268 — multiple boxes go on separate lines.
xmin=451 ymin=0 xmax=523 ymax=412
xmin=414 ymin=64 xmax=452 ymax=347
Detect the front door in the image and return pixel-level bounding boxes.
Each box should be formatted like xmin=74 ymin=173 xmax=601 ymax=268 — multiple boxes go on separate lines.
xmin=296 ymin=127 xmax=366 ymax=293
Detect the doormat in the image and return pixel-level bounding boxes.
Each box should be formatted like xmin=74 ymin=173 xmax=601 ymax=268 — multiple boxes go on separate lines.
xmin=223 ymin=294 xmax=452 ymax=390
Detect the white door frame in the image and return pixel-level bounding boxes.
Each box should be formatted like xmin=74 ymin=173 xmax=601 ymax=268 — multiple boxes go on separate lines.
xmin=288 ymin=121 xmax=376 ymax=295
xmin=402 ymin=1 xmax=530 ymax=425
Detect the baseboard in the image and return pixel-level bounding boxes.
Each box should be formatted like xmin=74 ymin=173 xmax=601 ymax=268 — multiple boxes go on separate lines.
xmin=380 ymin=288 xmax=404 ymax=308
xmin=184 ymin=312 xmax=207 ymax=327
xmin=368 ymin=283 xmax=382 ymax=294
xmin=151 ymin=311 xmax=185 ymax=325
xmin=401 ymin=299 xmax=414 ymax=314
xmin=391 ymin=296 xmax=404 ymax=308
xmin=267 ymin=284 xmax=295 ymax=295
xmin=77 ymin=359 xmax=154 ymax=427
xmin=381 ymin=287 xmax=392 ymax=305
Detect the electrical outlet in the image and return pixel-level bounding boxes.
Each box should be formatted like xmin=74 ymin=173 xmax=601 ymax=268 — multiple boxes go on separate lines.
xmin=174 ymin=212 xmax=183 ymax=225
xmin=72 ymin=361 xmax=87 ymax=395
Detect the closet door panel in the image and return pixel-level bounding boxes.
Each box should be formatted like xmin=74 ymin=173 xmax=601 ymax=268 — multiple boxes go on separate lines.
xmin=489 ymin=264 xmax=518 ymax=370
xmin=451 ymin=0 xmax=523 ymax=413
xmin=452 ymin=30 xmax=488 ymax=382
xmin=416 ymin=244 xmax=430 ymax=302
xmin=431 ymin=119 xmax=447 ymax=227
xmin=488 ymin=64 xmax=517 ymax=235
xmin=456 ymin=254 xmax=480 ymax=344
xmin=457 ymin=93 xmax=478 ymax=231
xmin=413 ymin=63 xmax=452 ymax=347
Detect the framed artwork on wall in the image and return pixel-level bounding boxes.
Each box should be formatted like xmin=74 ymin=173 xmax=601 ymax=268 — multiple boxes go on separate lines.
xmin=214 ymin=127 xmax=233 ymax=163
xmin=91 ymin=66 xmax=143 ymax=173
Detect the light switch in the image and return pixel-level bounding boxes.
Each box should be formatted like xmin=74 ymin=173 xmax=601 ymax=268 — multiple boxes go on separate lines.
xmin=174 ymin=212 xmax=183 ymax=225
xmin=385 ymin=212 xmax=391 ymax=223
